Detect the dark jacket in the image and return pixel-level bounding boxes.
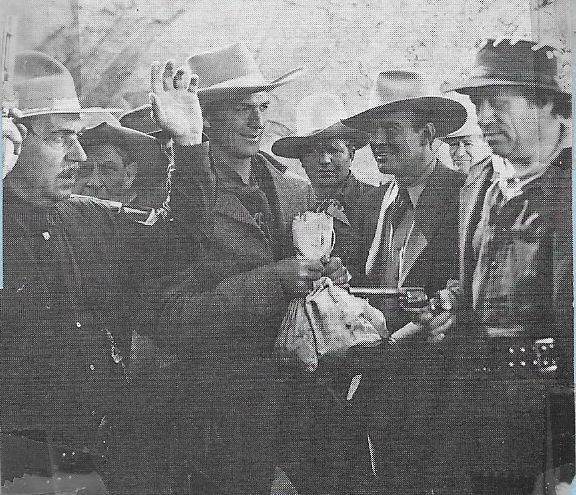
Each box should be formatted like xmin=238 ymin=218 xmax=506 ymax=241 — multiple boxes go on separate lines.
xmin=1 ymin=190 xmax=131 ymax=452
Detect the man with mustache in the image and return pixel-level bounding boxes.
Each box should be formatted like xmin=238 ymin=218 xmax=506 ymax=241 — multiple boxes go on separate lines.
xmin=341 ymin=70 xmax=467 ymax=493
xmin=0 ymin=51 xmax=153 ymax=493
xmin=433 ymin=39 xmax=574 ymax=494
xmin=143 ymin=43 xmax=349 ymax=494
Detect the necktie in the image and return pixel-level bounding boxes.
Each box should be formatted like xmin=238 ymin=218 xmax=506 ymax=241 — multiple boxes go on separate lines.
xmin=389 ymin=187 xmax=411 ymax=232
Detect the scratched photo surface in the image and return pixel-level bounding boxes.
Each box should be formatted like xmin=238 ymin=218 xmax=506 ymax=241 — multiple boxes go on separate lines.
xmin=0 ymin=0 xmax=574 ymax=494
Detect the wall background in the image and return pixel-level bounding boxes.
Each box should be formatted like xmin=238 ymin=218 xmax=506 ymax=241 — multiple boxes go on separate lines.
xmin=3 ymin=0 xmax=574 ymax=180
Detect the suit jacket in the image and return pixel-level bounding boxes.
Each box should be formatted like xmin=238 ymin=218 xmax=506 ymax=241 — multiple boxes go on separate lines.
xmin=350 ymin=160 xmax=464 ymax=331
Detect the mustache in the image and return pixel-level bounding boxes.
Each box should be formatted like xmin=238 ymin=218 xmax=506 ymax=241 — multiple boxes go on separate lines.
xmin=57 ymin=166 xmax=79 ymax=180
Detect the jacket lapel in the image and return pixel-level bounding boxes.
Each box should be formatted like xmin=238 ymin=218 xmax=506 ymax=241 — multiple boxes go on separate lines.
xmin=459 ymin=157 xmax=493 ymax=296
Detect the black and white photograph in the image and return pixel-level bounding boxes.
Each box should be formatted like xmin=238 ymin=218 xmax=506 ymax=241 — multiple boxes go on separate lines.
xmin=1 ymin=0 xmax=574 ymax=493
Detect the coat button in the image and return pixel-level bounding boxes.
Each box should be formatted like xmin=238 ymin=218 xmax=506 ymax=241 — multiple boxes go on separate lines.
xmin=490 ymin=260 xmax=497 ymax=268
xmin=76 ymin=321 xmax=82 ymax=328
xmin=89 ymin=364 xmax=95 ymax=371
xmin=42 ymin=232 xmax=50 ymax=241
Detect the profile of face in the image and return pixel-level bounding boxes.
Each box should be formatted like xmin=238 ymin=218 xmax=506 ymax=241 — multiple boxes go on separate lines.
xmin=369 ymin=110 xmax=433 ymax=184
xmin=469 ymin=87 xmax=557 ymax=164
xmin=7 ymin=113 xmax=86 ymax=207
xmin=73 ymin=142 xmax=136 ymax=202
xmin=204 ymin=91 xmax=271 ymax=159
xmin=443 ymin=134 xmax=491 ymax=174
xmin=300 ymin=138 xmax=353 ymax=188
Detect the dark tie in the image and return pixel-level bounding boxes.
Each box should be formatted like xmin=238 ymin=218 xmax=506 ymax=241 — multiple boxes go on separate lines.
xmin=389 ymin=187 xmax=411 ymax=232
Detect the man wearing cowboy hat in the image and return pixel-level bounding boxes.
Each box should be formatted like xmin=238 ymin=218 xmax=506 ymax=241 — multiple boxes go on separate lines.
xmin=429 ymin=39 xmax=574 ymax=494
xmin=73 ymin=115 xmax=169 ymax=207
xmin=0 ymin=50 xmax=168 ymax=494
xmin=272 ymin=92 xmax=374 ymax=265
xmin=138 ymin=43 xmax=349 ymax=494
xmin=440 ymin=93 xmax=492 ymax=176
xmin=341 ymin=69 xmax=467 ymax=493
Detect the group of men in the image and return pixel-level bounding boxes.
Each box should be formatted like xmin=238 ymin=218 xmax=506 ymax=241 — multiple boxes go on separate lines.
xmin=1 ymin=37 xmax=573 ymax=495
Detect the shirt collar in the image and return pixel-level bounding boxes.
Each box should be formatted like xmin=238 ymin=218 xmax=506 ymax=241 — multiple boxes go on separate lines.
xmin=405 ymin=157 xmax=436 ymax=207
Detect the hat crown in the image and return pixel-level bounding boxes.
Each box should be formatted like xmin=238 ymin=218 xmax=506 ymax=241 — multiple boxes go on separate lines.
xmin=369 ymin=70 xmax=438 ymax=108
xmin=474 ymin=39 xmax=559 ymax=84
xmin=187 ymin=42 xmax=266 ymax=90
xmin=14 ymin=50 xmax=82 ymax=116
xmin=295 ymin=93 xmax=347 ymax=135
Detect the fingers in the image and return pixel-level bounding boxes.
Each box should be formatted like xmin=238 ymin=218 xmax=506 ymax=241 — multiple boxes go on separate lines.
xmin=3 ymin=118 xmax=24 ymax=154
xmin=151 ymin=61 xmax=164 ymax=95
xmin=162 ymin=60 xmax=175 ymax=91
xmin=173 ymin=66 xmax=191 ymax=90
xmin=188 ymin=73 xmax=199 ymax=94
xmin=149 ymin=93 xmax=165 ymax=127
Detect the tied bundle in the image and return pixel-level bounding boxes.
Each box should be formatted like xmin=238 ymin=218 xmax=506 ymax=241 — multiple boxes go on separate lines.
xmin=275 ymin=278 xmax=384 ymax=372
xmin=275 ymin=208 xmax=385 ymax=372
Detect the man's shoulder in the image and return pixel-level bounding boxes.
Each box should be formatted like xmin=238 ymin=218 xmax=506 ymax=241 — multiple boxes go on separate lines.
xmin=432 ymin=161 xmax=467 ymax=190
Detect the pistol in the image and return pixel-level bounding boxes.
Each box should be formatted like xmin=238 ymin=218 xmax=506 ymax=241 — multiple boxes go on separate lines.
xmin=348 ymin=286 xmax=434 ymax=311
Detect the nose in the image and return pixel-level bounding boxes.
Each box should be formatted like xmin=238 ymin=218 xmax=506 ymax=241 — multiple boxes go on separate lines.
xmin=319 ymin=151 xmax=331 ymax=166
xmin=475 ymin=99 xmax=495 ymax=129
xmin=370 ymin=127 xmax=389 ymax=146
xmin=453 ymin=141 xmax=467 ymax=159
xmin=248 ymin=108 xmax=265 ymax=129
xmin=66 ymin=137 xmax=87 ymax=162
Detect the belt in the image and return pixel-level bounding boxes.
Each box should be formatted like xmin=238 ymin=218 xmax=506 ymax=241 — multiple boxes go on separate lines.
xmin=469 ymin=335 xmax=559 ymax=377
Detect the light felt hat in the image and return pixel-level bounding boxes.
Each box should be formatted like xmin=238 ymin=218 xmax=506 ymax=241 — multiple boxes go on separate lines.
xmin=187 ymin=43 xmax=303 ymax=104
xmin=272 ymin=93 xmax=370 ymax=159
xmin=443 ymin=93 xmax=484 ymax=139
xmin=14 ymin=51 xmax=119 ymax=117
xmin=442 ymin=39 xmax=571 ymax=96
xmin=342 ymin=70 xmax=466 ymax=138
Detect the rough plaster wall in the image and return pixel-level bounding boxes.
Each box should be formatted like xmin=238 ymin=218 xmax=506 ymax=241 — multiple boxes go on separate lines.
xmin=3 ymin=0 xmax=573 ymax=180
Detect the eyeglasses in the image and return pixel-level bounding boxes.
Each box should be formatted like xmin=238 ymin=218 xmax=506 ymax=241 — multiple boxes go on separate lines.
xmin=28 ymin=127 xmax=83 ymax=150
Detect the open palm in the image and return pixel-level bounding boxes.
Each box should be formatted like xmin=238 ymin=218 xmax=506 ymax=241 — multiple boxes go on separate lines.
xmin=150 ymin=60 xmax=204 ymax=144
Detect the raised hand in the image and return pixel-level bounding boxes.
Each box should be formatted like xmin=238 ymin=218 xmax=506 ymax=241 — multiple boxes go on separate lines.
xmin=3 ymin=108 xmax=27 ymax=179
xmin=150 ymin=60 xmax=203 ymax=145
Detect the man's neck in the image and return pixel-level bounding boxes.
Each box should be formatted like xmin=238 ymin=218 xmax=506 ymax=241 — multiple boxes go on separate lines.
xmin=314 ymin=173 xmax=350 ymax=201
xmin=397 ymin=149 xmax=436 ymax=188
xmin=211 ymin=144 xmax=253 ymax=184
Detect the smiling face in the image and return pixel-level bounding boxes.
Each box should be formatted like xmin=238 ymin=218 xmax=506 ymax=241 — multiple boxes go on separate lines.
xmin=7 ymin=113 xmax=86 ymax=207
xmin=300 ymin=138 xmax=353 ymax=188
xmin=204 ymin=91 xmax=271 ymax=159
xmin=469 ymin=86 xmax=558 ymax=165
xmin=369 ymin=109 xmax=433 ymax=184
xmin=443 ymin=134 xmax=491 ymax=174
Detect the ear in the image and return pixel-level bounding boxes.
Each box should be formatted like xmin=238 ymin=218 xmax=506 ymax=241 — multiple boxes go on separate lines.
xmin=123 ymin=161 xmax=137 ymax=190
xmin=422 ymin=122 xmax=436 ymax=146
xmin=349 ymin=146 xmax=356 ymax=161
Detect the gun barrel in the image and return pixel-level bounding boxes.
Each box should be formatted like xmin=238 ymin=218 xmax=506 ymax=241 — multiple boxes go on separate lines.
xmin=348 ymin=286 xmax=426 ymax=297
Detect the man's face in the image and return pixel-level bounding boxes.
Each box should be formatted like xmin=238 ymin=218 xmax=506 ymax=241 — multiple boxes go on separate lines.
xmin=369 ymin=110 xmax=430 ymax=183
xmin=443 ymin=134 xmax=491 ymax=174
xmin=8 ymin=113 xmax=86 ymax=207
xmin=470 ymin=87 xmax=554 ymax=164
xmin=73 ymin=142 xmax=135 ymax=201
xmin=205 ymin=91 xmax=271 ymax=159
xmin=300 ymin=138 xmax=353 ymax=188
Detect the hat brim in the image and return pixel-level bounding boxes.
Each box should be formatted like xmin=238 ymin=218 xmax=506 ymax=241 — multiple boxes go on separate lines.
xmin=342 ymin=96 xmax=467 ymax=138
xmin=442 ymin=78 xmax=571 ymax=96
xmin=79 ymin=123 xmax=168 ymax=171
xmin=198 ymin=67 xmax=304 ymax=103
xmin=20 ymin=107 xmax=123 ymax=118
xmin=271 ymin=123 xmax=370 ymax=159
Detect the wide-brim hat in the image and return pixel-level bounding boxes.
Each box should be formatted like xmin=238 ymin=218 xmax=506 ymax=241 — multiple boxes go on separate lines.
xmin=14 ymin=51 xmax=120 ymax=117
xmin=342 ymin=70 xmax=467 ymax=138
xmin=442 ymin=39 xmax=571 ymax=96
xmin=187 ymin=43 xmax=303 ymax=104
xmin=79 ymin=122 xmax=169 ymax=175
xmin=272 ymin=93 xmax=370 ymax=158
xmin=442 ymin=92 xmax=484 ymax=139
xmin=119 ymin=104 xmax=171 ymax=140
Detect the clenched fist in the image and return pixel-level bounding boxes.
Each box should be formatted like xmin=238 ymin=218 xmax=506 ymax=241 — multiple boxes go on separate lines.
xmin=275 ymin=257 xmax=324 ymax=296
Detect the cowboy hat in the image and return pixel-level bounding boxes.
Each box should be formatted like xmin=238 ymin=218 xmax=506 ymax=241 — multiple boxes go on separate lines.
xmin=119 ymin=104 xmax=171 ymax=140
xmin=342 ymin=70 xmax=466 ymax=138
xmin=187 ymin=43 xmax=303 ymax=104
xmin=442 ymin=93 xmax=484 ymax=139
xmin=79 ymin=121 xmax=169 ymax=176
xmin=442 ymin=39 xmax=570 ymax=96
xmin=14 ymin=51 xmax=120 ymax=117
xmin=272 ymin=93 xmax=370 ymax=158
